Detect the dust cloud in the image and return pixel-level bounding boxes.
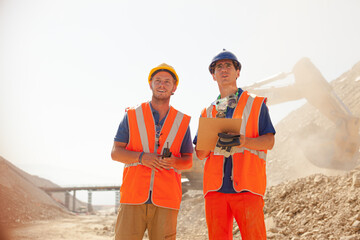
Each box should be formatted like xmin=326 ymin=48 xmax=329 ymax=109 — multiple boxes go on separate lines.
xmin=267 ymin=59 xmax=360 ymax=186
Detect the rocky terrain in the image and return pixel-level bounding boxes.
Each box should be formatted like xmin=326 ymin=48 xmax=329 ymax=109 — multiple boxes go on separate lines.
xmin=176 ymin=167 xmax=360 ymax=240
xmin=264 ymin=169 xmax=360 ymax=240
xmin=1 ymin=60 xmax=360 ymax=239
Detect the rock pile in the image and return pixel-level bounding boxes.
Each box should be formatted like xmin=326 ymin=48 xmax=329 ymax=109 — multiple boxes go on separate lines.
xmin=264 ymin=166 xmax=360 ymax=239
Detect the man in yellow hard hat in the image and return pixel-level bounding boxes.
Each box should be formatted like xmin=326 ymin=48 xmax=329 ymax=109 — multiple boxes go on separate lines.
xmin=111 ymin=63 xmax=193 ymax=240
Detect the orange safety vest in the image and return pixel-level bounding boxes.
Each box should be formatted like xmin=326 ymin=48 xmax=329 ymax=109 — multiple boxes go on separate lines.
xmin=120 ymin=102 xmax=191 ymax=210
xmin=201 ymin=91 xmax=268 ymax=197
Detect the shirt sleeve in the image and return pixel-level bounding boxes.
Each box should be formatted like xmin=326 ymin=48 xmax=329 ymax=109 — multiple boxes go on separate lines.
xmin=180 ymin=126 xmax=194 ymax=154
xmin=192 ymin=131 xmax=198 ymax=146
xmin=192 ymin=114 xmax=202 ymax=145
xmin=114 ymin=113 xmax=129 ymax=143
xmin=258 ymin=103 xmax=276 ymax=135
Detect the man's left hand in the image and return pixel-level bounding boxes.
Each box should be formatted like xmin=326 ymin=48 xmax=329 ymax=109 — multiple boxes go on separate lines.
xmin=159 ymin=156 xmax=175 ymax=169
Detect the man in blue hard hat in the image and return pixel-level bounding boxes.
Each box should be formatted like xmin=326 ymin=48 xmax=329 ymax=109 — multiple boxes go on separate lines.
xmin=193 ymin=49 xmax=276 ymax=240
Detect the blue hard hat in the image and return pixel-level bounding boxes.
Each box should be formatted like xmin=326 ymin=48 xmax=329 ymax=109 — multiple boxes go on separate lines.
xmin=209 ymin=49 xmax=241 ymax=74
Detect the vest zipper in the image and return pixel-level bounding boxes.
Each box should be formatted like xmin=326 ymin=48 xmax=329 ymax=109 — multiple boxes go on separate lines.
xmin=149 ymin=169 xmax=155 ymax=193
xmin=231 ymin=157 xmax=236 ymax=187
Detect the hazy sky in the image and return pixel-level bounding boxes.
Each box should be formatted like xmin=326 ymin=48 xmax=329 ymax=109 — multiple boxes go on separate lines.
xmin=1 ymin=0 xmax=360 ymax=204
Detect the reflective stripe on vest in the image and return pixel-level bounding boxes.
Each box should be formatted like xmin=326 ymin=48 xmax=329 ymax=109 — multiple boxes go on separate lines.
xmin=120 ymin=102 xmax=190 ymax=210
xmin=201 ymin=91 xmax=268 ymax=197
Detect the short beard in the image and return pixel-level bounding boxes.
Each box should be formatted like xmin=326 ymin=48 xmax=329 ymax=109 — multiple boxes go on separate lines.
xmin=152 ymin=94 xmax=171 ymax=104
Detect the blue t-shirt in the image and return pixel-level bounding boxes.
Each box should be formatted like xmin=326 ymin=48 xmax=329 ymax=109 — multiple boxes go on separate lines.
xmin=114 ymin=103 xmax=193 ymax=154
xmin=193 ymin=88 xmax=275 ymax=193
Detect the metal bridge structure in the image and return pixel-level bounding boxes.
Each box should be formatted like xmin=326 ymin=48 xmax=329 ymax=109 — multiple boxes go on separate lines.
xmin=41 ymin=185 xmax=121 ymax=213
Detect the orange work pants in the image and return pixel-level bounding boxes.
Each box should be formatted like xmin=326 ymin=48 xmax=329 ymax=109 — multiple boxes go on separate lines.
xmin=205 ymin=191 xmax=266 ymax=240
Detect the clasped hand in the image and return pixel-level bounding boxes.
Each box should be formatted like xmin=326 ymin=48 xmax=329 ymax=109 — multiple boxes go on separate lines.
xmin=140 ymin=153 xmax=175 ymax=172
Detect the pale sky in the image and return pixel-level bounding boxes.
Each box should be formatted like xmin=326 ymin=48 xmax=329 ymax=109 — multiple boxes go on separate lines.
xmin=1 ymin=0 xmax=360 ymax=204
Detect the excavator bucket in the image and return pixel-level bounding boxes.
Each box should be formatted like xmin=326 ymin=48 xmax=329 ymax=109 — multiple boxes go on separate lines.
xmin=296 ymin=122 xmax=360 ymax=170
xmin=292 ymin=58 xmax=360 ymax=170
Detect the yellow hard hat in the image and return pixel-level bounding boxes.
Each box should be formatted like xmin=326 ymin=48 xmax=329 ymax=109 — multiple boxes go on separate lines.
xmin=148 ymin=63 xmax=179 ymax=86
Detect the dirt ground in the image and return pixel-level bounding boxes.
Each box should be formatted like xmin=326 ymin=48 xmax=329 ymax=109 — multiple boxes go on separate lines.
xmin=5 ymin=203 xmax=206 ymax=240
xmin=8 ymin=214 xmax=116 ymax=240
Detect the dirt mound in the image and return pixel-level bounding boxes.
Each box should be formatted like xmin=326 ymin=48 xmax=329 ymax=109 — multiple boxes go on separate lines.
xmin=0 ymin=156 xmax=70 ymax=225
xmin=264 ymin=166 xmax=360 ymax=239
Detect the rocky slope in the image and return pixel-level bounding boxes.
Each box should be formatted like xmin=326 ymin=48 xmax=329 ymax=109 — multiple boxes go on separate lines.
xmin=0 ymin=156 xmax=70 ymax=225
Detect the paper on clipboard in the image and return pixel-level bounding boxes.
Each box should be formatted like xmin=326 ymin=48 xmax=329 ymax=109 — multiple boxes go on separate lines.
xmin=196 ymin=117 xmax=242 ymax=151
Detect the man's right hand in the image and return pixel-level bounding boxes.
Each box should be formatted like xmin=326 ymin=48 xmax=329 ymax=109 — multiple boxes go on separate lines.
xmin=141 ymin=153 xmax=164 ymax=172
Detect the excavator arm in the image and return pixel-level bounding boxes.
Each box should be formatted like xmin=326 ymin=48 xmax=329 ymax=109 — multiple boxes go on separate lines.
xmin=245 ymin=58 xmax=360 ymax=170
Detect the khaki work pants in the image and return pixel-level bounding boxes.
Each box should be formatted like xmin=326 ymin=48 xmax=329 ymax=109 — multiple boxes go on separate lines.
xmin=114 ymin=203 xmax=178 ymax=240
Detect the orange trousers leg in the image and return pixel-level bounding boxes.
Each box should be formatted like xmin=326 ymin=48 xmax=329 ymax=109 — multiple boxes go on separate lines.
xmin=205 ymin=192 xmax=266 ymax=240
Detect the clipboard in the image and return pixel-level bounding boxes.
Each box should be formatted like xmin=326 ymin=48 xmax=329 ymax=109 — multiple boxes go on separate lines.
xmin=196 ymin=117 xmax=242 ymax=151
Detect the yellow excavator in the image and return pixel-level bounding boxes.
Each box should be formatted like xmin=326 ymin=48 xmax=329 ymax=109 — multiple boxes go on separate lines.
xmin=182 ymin=57 xmax=360 ymax=190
